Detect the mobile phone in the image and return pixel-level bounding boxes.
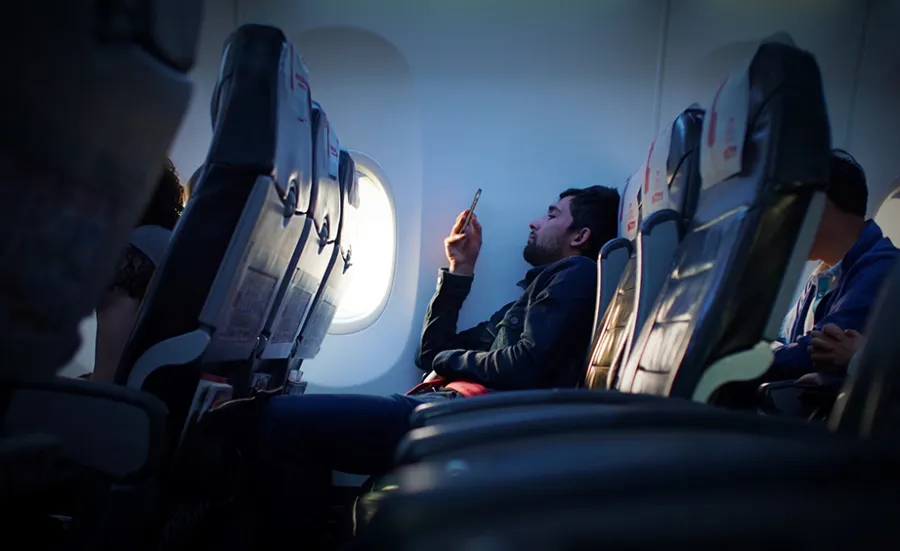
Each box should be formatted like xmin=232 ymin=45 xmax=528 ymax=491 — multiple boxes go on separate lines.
xmin=461 ymin=188 xmax=482 ymax=233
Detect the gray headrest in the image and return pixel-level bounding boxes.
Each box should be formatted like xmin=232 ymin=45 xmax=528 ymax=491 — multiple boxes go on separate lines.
xmin=129 ymin=225 xmax=172 ymax=266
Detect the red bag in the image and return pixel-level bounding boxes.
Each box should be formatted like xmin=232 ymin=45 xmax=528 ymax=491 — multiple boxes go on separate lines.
xmin=406 ymin=376 xmax=490 ymax=397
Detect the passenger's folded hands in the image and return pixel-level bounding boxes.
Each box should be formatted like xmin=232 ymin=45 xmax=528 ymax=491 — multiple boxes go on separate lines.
xmin=808 ymin=323 xmax=865 ymax=372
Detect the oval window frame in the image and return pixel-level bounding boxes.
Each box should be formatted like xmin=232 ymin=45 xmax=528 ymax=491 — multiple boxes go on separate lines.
xmin=328 ymin=150 xmax=398 ymax=335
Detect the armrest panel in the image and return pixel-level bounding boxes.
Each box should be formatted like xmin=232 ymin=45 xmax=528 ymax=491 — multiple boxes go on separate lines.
xmin=3 ymin=378 xmax=168 ymax=481
xmin=398 ymin=399 xmax=818 ymax=464
xmin=410 ymin=389 xmax=676 ymax=429
xmin=758 ymin=374 xmax=844 ymax=418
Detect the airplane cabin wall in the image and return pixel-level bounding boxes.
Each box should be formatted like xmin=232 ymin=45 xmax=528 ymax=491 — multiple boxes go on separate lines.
xmin=156 ymin=0 xmax=899 ymax=395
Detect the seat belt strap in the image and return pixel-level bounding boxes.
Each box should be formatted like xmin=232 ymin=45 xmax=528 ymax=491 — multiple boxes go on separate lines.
xmin=405 ymin=377 xmax=490 ymax=397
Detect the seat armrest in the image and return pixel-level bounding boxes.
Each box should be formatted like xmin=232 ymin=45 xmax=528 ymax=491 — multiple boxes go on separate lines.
xmin=757 ymin=380 xmax=804 ymax=414
xmin=758 ymin=374 xmax=844 ymax=419
xmin=398 ymin=399 xmax=816 ymax=464
xmin=410 ymin=389 xmax=677 ymax=428
xmin=0 ymin=434 xmax=74 ymax=499
xmin=3 ymin=377 xmax=168 ymax=481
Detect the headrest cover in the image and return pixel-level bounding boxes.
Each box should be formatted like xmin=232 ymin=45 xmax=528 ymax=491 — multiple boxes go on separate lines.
xmin=280 ymin=41 xmax=310 ymax=121
xmin=129 ymin=225 xmax=172 ymax=267
xmin=619 ymin=171 xmax=641 ymax=241
xmin=642 ymin=121 xmax=674 ymax=218
xmin=312 ymin=103 xmax=341 ymax=181
xmin=339 ymin=150 xmax=360 ymax=208
xmin=699 ymin=54 xmax=752 ymax=189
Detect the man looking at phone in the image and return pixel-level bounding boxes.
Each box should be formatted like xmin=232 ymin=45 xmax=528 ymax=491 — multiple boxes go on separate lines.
xmin=236 ymin=185 xmax=620 ymax=547
xmin=415 ymin=187 xmax=619 ymax=393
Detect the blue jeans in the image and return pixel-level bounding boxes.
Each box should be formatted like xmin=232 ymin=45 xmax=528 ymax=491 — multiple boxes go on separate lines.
xmin=250 ymin=392 xmax=457 ymax=546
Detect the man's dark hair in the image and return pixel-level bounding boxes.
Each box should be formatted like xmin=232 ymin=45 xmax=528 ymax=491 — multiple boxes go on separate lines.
xmin=827 ymin=149 xmax=867 ymax=218
xmin=560 ymin=185 xmax=621 ymax=260
xmin=139 ymin=158 xmax=185 ymax=230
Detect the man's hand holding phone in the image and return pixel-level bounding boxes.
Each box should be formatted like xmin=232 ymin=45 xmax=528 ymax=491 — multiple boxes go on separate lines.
xmin=445 ymin=193 xmax=483 ymax=276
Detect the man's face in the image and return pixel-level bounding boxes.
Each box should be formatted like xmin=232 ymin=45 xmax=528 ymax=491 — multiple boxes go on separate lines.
xmin=523 ymin=195 xmax=580 ymax=266
xmin=807 ymin=200 xmax=838 ymax=262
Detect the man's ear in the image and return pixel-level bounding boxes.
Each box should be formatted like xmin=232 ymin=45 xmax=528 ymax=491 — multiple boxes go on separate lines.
xmin=570 ymin=227 xmax=591 ymax=250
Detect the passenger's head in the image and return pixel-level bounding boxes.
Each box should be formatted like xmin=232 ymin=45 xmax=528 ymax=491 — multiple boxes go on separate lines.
xmin=808 ymin=150 xmax=869 ymax=265
xmin=524 ymin=185 xmax=620 ymax=266
xmin=92 ymin=159 xmax=184 ymax=382
xmin=139 ymin=158 xmax=185 ymax=230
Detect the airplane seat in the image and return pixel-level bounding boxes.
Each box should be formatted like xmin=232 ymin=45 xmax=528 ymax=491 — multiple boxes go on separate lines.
xmin=626 ymin=104 xmax=705 ymax=365
xmin=665 ymin=106 xmax=706 ymax=228
xmin=359 ymin=418 xmax=894 ymax=550
xmin=582 ymin=173 xmax=641 ymax=388
xmin=616 ymin=35 xmax=832 ymax=405
xmin=0 ymin=0 xmax=201 ymax=547
xmin=290 ymin=110 xmax=345 ymax=361
xmin=350 ymin=237 xmax=900 ymax=551
xmin=3 ymin=379 xmax=169 ymax=543
xmin=329 ymin=149 xmax=362 ymax=311
xmin=593 ymin=240 xmax=631 ymax=340
xmin=253 ymin=102 xmax=342 ymax=389
xmin=592 ymin=234 xmax=632 ymax=339
xmin=114 ymin=23 xmax=316 ymax=446
xmin=604 ymin=105 xmax=706 ymax=389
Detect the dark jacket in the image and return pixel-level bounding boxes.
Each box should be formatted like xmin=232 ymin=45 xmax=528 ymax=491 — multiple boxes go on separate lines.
xmin=414 ymin=255 xmax=597 ymax=390
xmin=770 ymin=219 xmax=899 ymax=379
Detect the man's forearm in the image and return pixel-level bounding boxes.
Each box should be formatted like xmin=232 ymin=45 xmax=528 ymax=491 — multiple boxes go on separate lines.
xmin=415 ymin=268 xmax=475 ymax=371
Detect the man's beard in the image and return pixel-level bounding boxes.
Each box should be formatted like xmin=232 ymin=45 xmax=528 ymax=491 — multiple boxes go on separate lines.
xmin=523 ymin=240 xmax=558 ymax=267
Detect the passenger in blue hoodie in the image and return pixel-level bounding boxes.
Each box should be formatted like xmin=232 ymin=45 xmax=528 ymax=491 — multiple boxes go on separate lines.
xmin=771 ymin=149 xmax=898 ymax=380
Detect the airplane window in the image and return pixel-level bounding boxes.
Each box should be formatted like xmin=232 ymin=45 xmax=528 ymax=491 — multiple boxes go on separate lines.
xmin=330 ymin=161 xmax=396 ymax=333
xmin=874 ymin=185 xmax=900 ymax=244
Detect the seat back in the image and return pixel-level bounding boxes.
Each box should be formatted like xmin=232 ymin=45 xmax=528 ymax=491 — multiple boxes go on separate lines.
xmin=0 ymin=0 xmax=201 ymax=545
xmin=320 ymin=149 xmax=362 ymax=322
xmin=619 ymin=36 xmax=832 ymax=402
xmin=0 ymin=0 xmax=200 ymax=381
xmin=252 ymin=103 xmax=340 ymax=392
xmin=116 ymin=25 xmax=316 ymax=426
xmin=290 ymin=109 xmax=345 ymax=360
xmin=594 ymin=236 xmax=631 ymax=338
xmin=282 ymin=148 xmax=358 ymax=368
xmin=625 ymin=105 xmax=705 ymax=367
xmin=261 ymin=102 xmax=341 ymax=370
xmin=583 ymin=172 xmax=640 ymax=388
xmin=337 ymin=150 xmax=362 ymax=287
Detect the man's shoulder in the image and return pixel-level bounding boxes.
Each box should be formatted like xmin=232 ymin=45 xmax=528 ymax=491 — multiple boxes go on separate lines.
xmin=547 ymin=254 xmax=597 ymax=272
xmin=872 ymin=235 xmax=900 ymax=257
xmin=848 ymin=237 xmax=899 ymax=279
xmin=535 ymin=256 xmax=597 ymax=290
